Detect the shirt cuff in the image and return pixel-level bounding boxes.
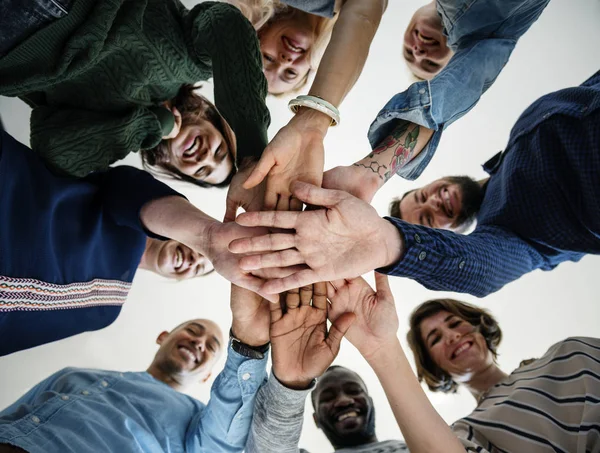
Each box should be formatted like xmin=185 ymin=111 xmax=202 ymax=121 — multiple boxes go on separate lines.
xmin=262 ymin=373 xmax=314 ymax=411
xmin=225 ymin=342 xmax=270 ymax=396
xmin=367 ymin=82 xmax=444 ymax=180
xmin=376 ymin=217 xmax=452 ymax=278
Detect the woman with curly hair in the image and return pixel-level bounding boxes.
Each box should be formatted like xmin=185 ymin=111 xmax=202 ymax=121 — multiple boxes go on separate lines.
xmin=324 ymin=275 xmax=600 ymax=453
xmin=0 ymin=0 xmax=269 ymax=183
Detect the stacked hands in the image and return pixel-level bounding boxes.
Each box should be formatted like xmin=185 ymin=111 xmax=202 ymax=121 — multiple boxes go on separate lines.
xmin=222 ymin=113 xmax=403 ymax=386
xmin=230 ymin=274 xmax=400 ymax=390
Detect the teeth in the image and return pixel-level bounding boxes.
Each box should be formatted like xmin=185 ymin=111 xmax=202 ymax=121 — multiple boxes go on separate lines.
xmin=338 ymin=411 xmax=358 ymax=421
xmin=175 ymin=248 xmax=183 ymax=269
xmin=185 ymin=137 xmax=199 ymax=155
xmin=283 ymin=37 xmax=304 ymax=53
xmin=454 ymin=343 xmax=470 ymax=358
xmin=179 ymin=346 xmax=196 ymax=363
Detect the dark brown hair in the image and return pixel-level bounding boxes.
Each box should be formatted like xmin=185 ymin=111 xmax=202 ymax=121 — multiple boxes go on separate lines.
xmin=140 ymin=85 xmax=237 ymax=188
xmin=407 ymin=298 xmax=502 ymax=393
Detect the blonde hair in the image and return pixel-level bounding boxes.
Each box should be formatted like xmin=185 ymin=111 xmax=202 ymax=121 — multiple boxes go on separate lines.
xmin=226 ymin=0 xmax=337 ymax=93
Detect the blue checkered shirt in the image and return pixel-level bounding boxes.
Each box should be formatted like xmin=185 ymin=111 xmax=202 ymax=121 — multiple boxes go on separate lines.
xmin=379 ymin=71 xmax=600 ymax=297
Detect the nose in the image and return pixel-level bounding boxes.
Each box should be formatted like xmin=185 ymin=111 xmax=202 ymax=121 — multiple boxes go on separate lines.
xmin=427 ymin=193 xmax=442 ymax=211
xmin=191 ymin=336 xmax=206 ymax=352
xmin=413 ymin=44 xmax=427 ymax=59
xmin=279 ymin=51 xmax=293 ymax=63
xmin=333 ymin=393 xmax=354 ymax=408
xmin=445 ymin=329 xmax=461 ymax=345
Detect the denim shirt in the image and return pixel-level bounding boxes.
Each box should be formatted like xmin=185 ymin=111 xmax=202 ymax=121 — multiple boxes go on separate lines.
xmin=0 ymin=344 xmax=268 ymax=453
xmin=368 ymin=0 xmax=550 ymax=180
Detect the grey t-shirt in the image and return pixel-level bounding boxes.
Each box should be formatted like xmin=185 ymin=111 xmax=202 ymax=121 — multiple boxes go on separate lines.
xmin=246 ymin=374 xmax=409 ymax=453
xmin=281 ymin=0 xmax=336 ymax=18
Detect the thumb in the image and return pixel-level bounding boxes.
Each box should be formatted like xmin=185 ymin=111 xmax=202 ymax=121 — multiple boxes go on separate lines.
xmin=243 ymin=153 xmax=274 ymax=189
xmin=374 ymin=272 xmax=393 ymax=300
xmin=290 ymin=181 xmax=344 ymax=208
xmin=223 ymin=195 xmax=239 ymax=223
xmin=326 ymin=312 xmax=355 ymax=353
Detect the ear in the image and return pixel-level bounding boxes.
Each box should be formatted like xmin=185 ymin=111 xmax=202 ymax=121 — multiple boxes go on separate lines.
xmin=312 ymin=412 xmax=320 ymax=428
xmin=156 ymin=331 xmax=170 ymax=346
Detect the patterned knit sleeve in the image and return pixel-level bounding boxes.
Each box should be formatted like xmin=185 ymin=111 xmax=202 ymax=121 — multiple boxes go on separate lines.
xmin=29 ymin=104 xmax=169 ymax=177
xmin=185 ymin=2 xmax=270 ymax=163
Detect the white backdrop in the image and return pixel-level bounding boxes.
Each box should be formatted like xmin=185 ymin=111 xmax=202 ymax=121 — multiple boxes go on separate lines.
xmin=1 ymin=1 xmax=599 ymax=451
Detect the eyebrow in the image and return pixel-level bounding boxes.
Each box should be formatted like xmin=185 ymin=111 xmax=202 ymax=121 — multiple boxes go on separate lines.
xmin=425 ymin=314 xmax=454 ymax=343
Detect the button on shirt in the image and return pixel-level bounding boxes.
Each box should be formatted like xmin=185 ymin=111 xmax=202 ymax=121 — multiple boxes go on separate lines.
xmin=0 ymin=345 xmax=268 ymax=453
xmin=378 ymin=71 xmax=600 ymax=297
xmin=368 ymin=0 xmax=550 ymax=180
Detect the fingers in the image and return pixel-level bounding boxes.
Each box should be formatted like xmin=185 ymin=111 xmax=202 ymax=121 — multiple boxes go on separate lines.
xmin=264 ymin=187 xmax=279 ymax=211
xmin=223 ymin=196 xmax=239 ymax=223
xmin=299 ymin=285 xmax=312 ymax=306
xmin=251 ymin=265 xmax=308 ymax=280
xmin=275 ymin=194 xmax=290 ymax=212
xmin=286 ymin=287 xmax=301 ymax=309
xmin=236 ymin=274 xmax=278 ymax=303
xmin=312 ymin=281 xmax=328 ymax=310
xmin=269 ymin=293 xmax=284 ymax=322
xmin=235 ymin=211 xmax=300 ymax=230
xmin=374 ymin=272 xmax=393 ymax=300
xmin=229 ymin=233 xmax=295 ymax=254
xmin=326 ymin=312 xmax=356 ymax=352
xmin=290 ymin=197 xmax=303 ymax=212
xmin=261 ymin=269 xmax=320 ymax=295
xmin=244 ymin=153 xmax=274 ymax=190
xmin=290 ymin=181 xmax=344 ymax=208
xmin=239 ymin=249 xmax=304 ymax=271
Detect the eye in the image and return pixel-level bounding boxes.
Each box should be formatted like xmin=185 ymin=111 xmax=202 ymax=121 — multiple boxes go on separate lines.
xmin=262 ymin=53 xmax=274 ymax=63
xmin=449 ymin=320 xmax=462 ymax=328
xmin=186 ymin=327 xmax=198 ymax=335
xmin=430 ymin=336 xmax=440 ymax=347
xmin=421 ymin=191 xmax=426 ymax=203
xmin=195 ymin=166 xmax=208 ymax=179
xmin=427 ymin=215 xmax=433 ymax=227
xmin=345 ymin=386 xmax=361 ymax=395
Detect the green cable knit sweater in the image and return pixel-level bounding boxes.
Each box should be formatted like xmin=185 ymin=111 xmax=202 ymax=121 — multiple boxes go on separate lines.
xmin=0 ymin=0 xmax=269 ymax=177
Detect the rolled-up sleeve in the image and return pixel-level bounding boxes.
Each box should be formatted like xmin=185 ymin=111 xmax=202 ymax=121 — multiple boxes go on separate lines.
xmin=193 ymin=344 xmax=269 ymax=453
xmin=377 ymin=217 xmax=546 ymax=297
xmin=368 ymin=38 xmax=515 ymax=180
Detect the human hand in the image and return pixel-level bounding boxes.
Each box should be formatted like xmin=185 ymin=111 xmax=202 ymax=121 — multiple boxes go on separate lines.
xmin=322 ymin=164 xmax=382 ymax=203
xmin=230 ymin=284 xmax=270 ymax=347
xmin=162 ymin=106 xmax=182 ymax=140
xmin=270 ymin=282 xmax=355 ymax=389
xmin=204 ymin=221 xmax=278 ymax=303
xmin=223 ymin=160 xmax=266 ymax=222
xmin=327 ymin=273 xmax=399 ymax=361
xmin=243 ymin=111 xmax=329 ymax=211
xmin=229 ymin=181 xmax=404 ymax=294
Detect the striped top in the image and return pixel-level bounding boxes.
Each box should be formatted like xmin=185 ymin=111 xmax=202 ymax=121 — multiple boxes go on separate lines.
xmin=454 ymin=337 xmax=600 ymax=453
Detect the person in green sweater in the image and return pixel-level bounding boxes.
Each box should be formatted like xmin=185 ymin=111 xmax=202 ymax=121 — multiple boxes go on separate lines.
xmin=0 ymin=0 xmax=269 ymax=183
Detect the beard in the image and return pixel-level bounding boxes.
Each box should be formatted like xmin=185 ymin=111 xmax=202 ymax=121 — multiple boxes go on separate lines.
xmin=322 ymin=403 xmax=376 ymax=449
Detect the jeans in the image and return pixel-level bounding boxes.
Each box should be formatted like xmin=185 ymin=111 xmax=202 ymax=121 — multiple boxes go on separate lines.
xmin=0 ymin=0 xmax=73 ymax=56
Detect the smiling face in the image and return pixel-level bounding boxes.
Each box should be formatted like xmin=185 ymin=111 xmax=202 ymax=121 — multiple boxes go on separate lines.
xmin=150 ymin=319 xmax=224 ymax=386
xmin=165 ymin=118 xmax=233 ymax=185
xmin=420 ymin=311 xmax=493 ymax=381
xmin=312 ymin=368 xmax=375 ymax=448
xmin=403 ymin=3 xmax=453 ymax=79
xmin=399 ymin=178 xmax=463 ymax=229
xmin=142 ymin=239 xmax=214 ymax=280
xmin=259 ymin=11 xmax=318 ymax=94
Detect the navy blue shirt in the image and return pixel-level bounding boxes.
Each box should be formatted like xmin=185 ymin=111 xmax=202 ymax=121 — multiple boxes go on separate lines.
xmin=380 ymin=71 xmax=600 ymax=297
xmin=0 ymin=131 xmax=181 ymax=355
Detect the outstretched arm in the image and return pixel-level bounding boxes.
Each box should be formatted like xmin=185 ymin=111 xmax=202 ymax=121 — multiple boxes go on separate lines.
xmin=323 ymin=122 xmax=433 ymax=202
xmin=328 ymin=274 xmax=466 ymax=453
xmin=243 ymin=0 xmax=388 ymax=210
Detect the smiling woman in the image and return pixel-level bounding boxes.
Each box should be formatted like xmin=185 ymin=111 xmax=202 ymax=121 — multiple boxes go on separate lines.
xmin=140 ymin=85 xmax=237 ymax=188
xmin=226 ymin=0 xmax=337 ymax=94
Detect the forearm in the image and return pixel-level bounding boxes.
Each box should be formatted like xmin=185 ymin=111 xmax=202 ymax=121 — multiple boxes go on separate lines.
xmin=367 ymin=340 xmax=465 ymax=453
xmin=308 ymin=0 xmax=386 ymax=106
xmin=139 ymin=196 xmax=217 ymax=254
xmin=245 ymin=374 xmax=307 ymax=453
xmin=354 ymin=122 xmax=434 ymax=196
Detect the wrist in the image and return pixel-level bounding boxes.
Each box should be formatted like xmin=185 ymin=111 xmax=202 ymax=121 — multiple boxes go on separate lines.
xmin=290 ymin=107 xmax=331 ymax=137
xmin=376 ymin=218 xmax=404 ymax=268
xmin=273 ymin=370 xmax=314 ymax=391
xmin=231 ymin=323 xmax=269 ymax=348
xmin=352 ymin=159 xmax=387 ymax=198
xmin=364 ymin=338 xmax=403 ymax=368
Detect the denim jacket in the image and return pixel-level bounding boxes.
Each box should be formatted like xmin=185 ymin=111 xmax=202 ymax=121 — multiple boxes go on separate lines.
xmin=368 ymin=0 xmax=550 ymax=180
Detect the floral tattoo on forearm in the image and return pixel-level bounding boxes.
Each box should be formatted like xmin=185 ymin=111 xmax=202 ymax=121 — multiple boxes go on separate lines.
xmin=354 ymin=122 xmax=420 ymax=181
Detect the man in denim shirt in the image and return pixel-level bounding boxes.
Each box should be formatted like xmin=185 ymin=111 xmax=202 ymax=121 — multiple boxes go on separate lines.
xmin=322 ymin=0 xmax=550 ymax=200
xmin=0 ymin=285 xmax=271 ymax=453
